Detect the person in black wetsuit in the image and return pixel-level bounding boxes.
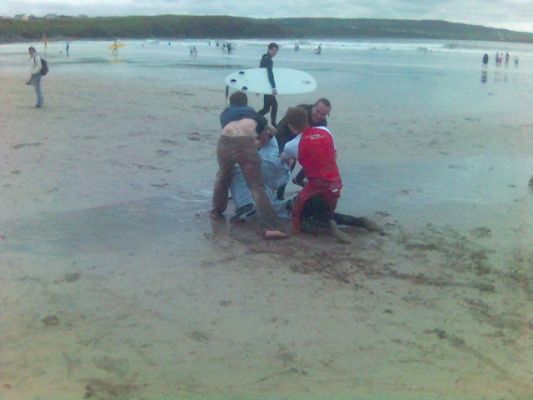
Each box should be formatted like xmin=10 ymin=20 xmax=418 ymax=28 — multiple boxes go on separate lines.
xmin=258 ymin=42 xmax=279 ymax=126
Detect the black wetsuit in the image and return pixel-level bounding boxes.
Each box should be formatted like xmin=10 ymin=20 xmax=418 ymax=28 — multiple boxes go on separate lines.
xmin=257 ymin=53 xmax=278 ymax=126
xmin=298 ymin=196 xmax=364 ymax=233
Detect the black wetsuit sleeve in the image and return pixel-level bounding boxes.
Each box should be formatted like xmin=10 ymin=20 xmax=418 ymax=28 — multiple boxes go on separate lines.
xmin=252 ymin=114 xmax=268 ymax=134
xmin=260 ymin=54 xmax=276 ymax=89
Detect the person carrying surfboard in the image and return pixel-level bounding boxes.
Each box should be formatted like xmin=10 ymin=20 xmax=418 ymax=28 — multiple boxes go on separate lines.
xmin=258 ymin=42 xmax=279 ymax=127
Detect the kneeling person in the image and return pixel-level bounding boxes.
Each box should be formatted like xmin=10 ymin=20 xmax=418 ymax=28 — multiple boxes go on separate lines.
xmin=282 ymin=107 xmax=377 ymax=241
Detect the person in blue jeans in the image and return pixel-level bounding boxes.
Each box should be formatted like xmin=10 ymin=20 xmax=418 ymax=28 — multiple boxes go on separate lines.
xmin=26 ymin=46 xmax=44 ymax=108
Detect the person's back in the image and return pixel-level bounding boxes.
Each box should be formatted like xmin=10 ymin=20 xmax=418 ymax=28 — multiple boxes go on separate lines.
xmin=298 ymin=127 xmax=340 ymax=183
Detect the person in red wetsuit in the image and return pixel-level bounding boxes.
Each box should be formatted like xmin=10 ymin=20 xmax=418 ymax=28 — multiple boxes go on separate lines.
xmin=281 ymin=107 xmax=379 ymax=240
xmin=282 ymin=106 xmax=341 ymax=232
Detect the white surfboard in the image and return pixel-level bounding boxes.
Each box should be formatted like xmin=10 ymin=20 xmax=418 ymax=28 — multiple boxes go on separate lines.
xmin=225 ymin=68 xmax=316 ymax=95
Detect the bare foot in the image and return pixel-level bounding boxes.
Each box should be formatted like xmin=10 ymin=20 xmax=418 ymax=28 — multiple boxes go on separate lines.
xmin=209 ymin=210 xmax=224 ymax=219
xmin=329 ymin=220 xmax=351 ymax=244
xmin=264 ymin=230 xmax=289 ymax=239
xmin=354 ymin=217 xmax=381 ymax=232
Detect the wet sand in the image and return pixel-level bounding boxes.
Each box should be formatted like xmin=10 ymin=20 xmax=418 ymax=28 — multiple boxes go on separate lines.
xmin=1 ymin=63 xmax=532 ymax=400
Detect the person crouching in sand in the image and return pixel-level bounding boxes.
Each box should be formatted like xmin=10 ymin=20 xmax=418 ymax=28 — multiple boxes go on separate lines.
xmin=281 ymin=107 xmax=378 ymax=242
xmin=212 ymin=93 xmax=288 ymax=239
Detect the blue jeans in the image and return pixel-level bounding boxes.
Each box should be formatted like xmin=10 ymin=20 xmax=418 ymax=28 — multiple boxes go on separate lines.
xmin=30 ymin=73 xmax=43 ymax=106
xmin=230 ymin=137 xmax=290 ymax=218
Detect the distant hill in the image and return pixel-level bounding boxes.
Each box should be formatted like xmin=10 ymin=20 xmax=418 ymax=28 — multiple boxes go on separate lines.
xmin=1 ymin=15 xmax=532 ymax=43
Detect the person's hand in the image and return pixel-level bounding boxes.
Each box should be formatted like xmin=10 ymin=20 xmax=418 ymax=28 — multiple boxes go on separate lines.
xmin=257 ymin=130 xmax=271 ymax=148
xmin=272 ymin=88 xmax=277 ymax=96
xmin=280 ymin=154 xmax=295 ymax=168
xmin=267 ymin=125 xmax=278 ymax=136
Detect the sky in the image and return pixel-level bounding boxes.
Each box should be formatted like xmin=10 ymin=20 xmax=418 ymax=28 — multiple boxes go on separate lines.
xmin=1 ymin=0 xmax=532 ymax=33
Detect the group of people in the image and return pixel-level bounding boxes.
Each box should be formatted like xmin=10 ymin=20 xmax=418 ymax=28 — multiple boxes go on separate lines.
xmin=211 ymin=43 xmax=377 ymax=241
xmin=212 ymin=91 xmax=377 ymax=241
xmin=482 ymin=52 xmax=519 ymax=67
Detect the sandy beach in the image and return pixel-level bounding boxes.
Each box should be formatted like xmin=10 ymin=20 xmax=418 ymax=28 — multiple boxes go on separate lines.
xmin=1 ymin=41 xmax=532 ymax=400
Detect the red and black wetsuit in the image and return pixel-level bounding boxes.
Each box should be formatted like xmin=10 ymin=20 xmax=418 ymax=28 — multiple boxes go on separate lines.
xmin=291 ymin=127 xmax=342 ymax=232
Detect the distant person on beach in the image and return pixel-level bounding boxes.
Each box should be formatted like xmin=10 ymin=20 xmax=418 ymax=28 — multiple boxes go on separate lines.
xmin=258 ymin=42 xmax=279 ymax=126
xmin=294 ymin=43 xmax=300 ymax=52
xmin=315 ymin=44 xmax=322 ymax=55
xmin=212 ymin=91 xmax=288 ymax=239
xmin=281 ymin=107 xmax=378 ymax=241
xmin=514 ymin=56 xmax=519 ymax=67
xmin=65 ymin=42 xmax=70 ymax=56
xmin=112 ymin=40 xmax=119 ymax=55
xmin=42 ymin=33 xmax=48 ymax=52
xmin=275 ymin=98 xmax=331 ymax=200
xmin=482 ymin=53 xmax=489 ymax=67
xmin=26 ymin=46 xmax=44 ymax=108
xmin=505 ymin=52 xmax=510 ymax=65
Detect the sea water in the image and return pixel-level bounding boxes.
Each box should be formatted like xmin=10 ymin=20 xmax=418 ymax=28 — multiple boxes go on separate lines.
xmin=1 ymin=38 xmax=532 ymax=239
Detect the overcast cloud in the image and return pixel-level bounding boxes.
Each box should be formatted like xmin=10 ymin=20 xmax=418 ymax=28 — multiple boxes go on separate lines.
xmin=0 ymin=0 xmax=531 ymax=33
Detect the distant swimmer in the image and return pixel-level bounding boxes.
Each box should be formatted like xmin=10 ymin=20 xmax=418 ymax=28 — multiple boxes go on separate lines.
xmin=482 ymin=53 xmax=488 ymax=67
xmin=314 ymin=44 xmax=322 ymax=55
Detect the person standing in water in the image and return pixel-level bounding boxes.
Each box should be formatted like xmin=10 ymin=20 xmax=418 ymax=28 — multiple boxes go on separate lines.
xmin=26 ymin=46 xmax=44 ymax=108
xmin=112 ymin=40 xmax=119 ymax=56
xmin=258 ymin=42 xmax=279 ymax=126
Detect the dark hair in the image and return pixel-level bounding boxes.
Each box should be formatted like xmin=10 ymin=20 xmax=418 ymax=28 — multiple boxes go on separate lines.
xmin=285 ymin=107 xmax=309 ymax=132
xmin=28 ymin=46 xmax=36 ymax=52
xmin=229 ymin=91 xmax=248 ymax=106
xmin=268 ymin=42 xmax=279 ymax=50
xmin=314 ymin=98 xmax=331 ymax=109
